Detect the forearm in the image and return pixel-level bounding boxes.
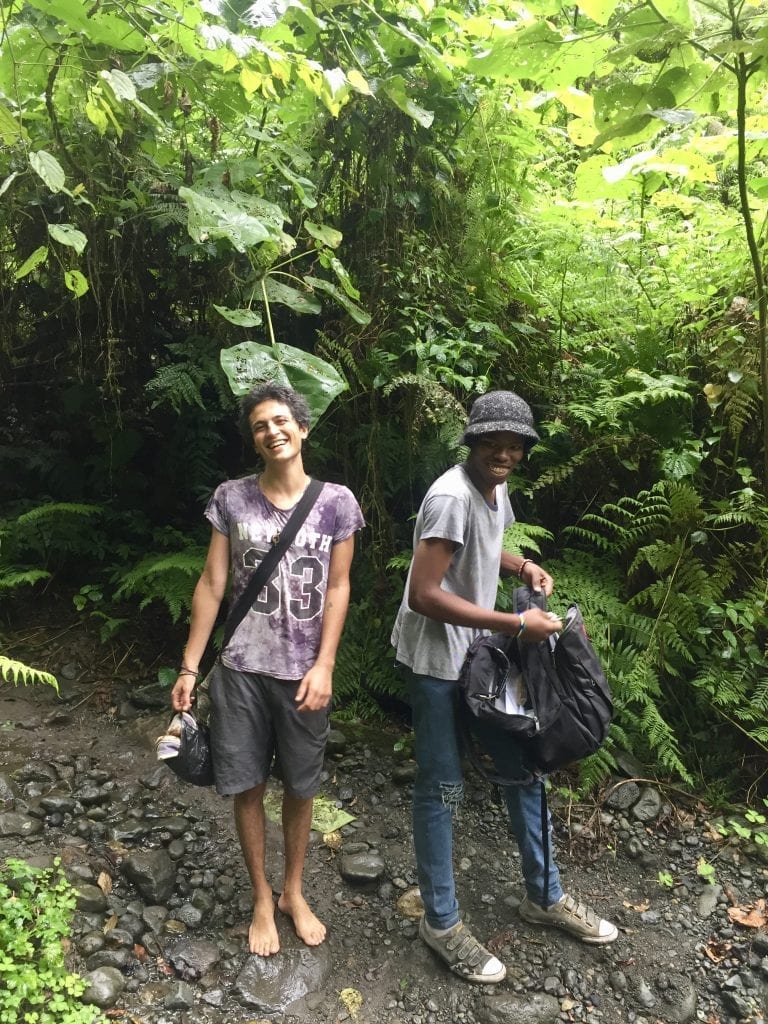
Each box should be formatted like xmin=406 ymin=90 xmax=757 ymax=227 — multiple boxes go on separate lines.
xmin=180 ymin=578 xmax=225 ymax=671
xmin=500 ymin=551 xmax=526 ymax=578
xmin=313 ymin=580 xmax=351 ymax=669
xmin=410 ymin=583 xmax=522 ymax=634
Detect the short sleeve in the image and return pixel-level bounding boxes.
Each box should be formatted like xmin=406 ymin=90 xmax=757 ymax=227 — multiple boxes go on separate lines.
xmin=204 ymin=484 xmax=230 ymax=537
xmin=332 ymin=485 xmax=365 ymax=542
xmin=419 ymin=491 xmax=469 ymax=548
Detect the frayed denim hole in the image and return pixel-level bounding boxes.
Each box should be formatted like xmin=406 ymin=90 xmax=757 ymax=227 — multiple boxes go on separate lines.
xmin=439 ymin=781 xmax=464 ymax=815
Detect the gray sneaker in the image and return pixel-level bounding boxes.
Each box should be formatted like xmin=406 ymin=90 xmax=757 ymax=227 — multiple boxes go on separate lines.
xmin=519 ymin=894 xmax=618 ymax=944
xmin=419 ymin=917 xmax=506 ymax=983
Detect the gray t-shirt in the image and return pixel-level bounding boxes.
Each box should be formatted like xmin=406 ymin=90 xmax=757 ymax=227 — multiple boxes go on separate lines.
xmin=206 ymin=476 xmax=364 ymax=679
xmin=391 ymin=464 xmax=513 ymax=680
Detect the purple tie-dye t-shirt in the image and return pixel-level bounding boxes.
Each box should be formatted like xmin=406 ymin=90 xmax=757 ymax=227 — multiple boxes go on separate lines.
xmin=205 ymin=476 xmax=364 ymax=680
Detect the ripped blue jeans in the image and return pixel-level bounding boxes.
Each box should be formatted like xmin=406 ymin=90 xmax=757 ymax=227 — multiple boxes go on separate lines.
xmin=409 ymin=671 xmax=563 ymax=930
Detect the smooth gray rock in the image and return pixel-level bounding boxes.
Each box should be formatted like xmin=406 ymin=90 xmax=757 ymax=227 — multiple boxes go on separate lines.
xmin=234 ymin=942 xmax=332 ymax=1014
xmin=0 ymin=773 xmax=20 ymax=804
xmin=74 ymin=883 xmax=108 ymax=913
xmin=326 ymin=729 xmax=347 ymax=755
xmin=477 ymin=992 xmax=560 ymax=1024
xmin=81 ymin=966 xmax=126 ymax=1008
xmin=632 ymin=786 xmax=663 ymax=823
xmin=0 ymin=811 xmax=43 ymax=837
xmin=340 ymin=851 xmax=386 ymax=883
xmin=697 ymin=883 xmax=722 ymax=918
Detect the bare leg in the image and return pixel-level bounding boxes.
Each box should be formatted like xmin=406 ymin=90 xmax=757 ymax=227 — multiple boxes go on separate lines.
xmin=234 ymin=783 xmax=280 ymax=956
xmin=276 ymin=793 xmax=326 ymax=946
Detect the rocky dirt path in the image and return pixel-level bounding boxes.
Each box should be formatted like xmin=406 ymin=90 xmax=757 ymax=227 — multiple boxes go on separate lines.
xmin=1 ymin=674 xmax=768 ymax=1024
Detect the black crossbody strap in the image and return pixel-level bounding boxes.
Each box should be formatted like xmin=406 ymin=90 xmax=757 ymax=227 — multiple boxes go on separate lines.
xmin=221 ymin=478 xmax=324 ymax=651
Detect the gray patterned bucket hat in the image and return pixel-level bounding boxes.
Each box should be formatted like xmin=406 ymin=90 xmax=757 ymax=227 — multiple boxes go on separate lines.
xmin=461 ymin=391 xmax=540 ymax=447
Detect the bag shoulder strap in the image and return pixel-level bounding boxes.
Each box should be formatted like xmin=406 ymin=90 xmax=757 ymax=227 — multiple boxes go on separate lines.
xmin=222 ymin=478 xmax=324 ymax=650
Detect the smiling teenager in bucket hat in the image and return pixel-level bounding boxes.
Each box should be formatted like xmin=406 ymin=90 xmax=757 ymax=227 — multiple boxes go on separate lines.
xmin=391 ymin=389 xmax=617 ymax=985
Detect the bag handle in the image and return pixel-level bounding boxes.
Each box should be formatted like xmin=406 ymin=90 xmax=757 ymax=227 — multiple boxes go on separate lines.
xmin=221 ymin=478 xmax=324 ymax=650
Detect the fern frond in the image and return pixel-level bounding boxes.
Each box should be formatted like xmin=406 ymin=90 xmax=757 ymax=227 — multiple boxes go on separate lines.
xmin=0 ymin=656 xmax=58 ymax=690
xmin=115 ymin=548 xmax=207 ymax=622
xmin=0 ymin=568 xmax=50 ymax=593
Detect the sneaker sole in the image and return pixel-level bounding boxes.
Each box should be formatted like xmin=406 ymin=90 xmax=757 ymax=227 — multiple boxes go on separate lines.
xmin=519 ymin=908 xmax=619 ymax=945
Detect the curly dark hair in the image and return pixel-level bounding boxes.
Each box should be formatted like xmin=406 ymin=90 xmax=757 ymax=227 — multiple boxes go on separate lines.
xmin=238 ymin=383 xmax=312 ymax=444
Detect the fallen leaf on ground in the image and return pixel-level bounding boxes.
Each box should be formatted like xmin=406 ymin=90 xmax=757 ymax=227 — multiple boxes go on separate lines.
xmin=622 ymin=900 xmax=650 ymax=912
xmin=727 ymin=898 xmax=767 ymax=928
xmin=339 ymin=987 xmax=363 ymax=1019
xmin=103 ymin=912 xmax=118 ymax=933
xmin=97 ymin=871 xmax=113 ymax=895
xmin=323 ymin=830 xmax=342 ymax=850
xmin=703 ymin=939 xmax=732 ymax=963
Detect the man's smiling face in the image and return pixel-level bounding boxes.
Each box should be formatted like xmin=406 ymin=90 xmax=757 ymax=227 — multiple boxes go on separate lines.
xmin=248 ymin=399 xmax=308 ymax=464
xmin=465 ymin=431 xmax=525 ymax=496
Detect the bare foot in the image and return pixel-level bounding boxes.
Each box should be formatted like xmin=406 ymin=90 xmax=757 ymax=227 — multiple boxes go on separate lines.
xmin=277 ymin=892 xmax=327 ymax=946
xmin=248 ymin=896 xmax=280 ymax=956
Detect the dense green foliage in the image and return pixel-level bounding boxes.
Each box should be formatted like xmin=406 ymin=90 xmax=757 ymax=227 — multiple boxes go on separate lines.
xmin=1 ymin=0 xmax=767 ymax=792
xmin=0 ymin=859 xmax=104 ymax=1024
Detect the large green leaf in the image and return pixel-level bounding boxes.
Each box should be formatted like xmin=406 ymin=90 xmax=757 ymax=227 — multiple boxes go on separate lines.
xmin=64 ymin=270 xmax=89 ymax=297
xmin=213 ymin=304 xmax=262 ymax=327
xmin=0 ymin=104 xmax=23 ymax=145
xmin=263 ymin=277 xmax=322 ymax=315
xmin=48 ymin=224 xmax=88 ymax=255
xmin=30 ymin=151 xmax=66 ymax=193
xmin=380 ymin=76 xmax=434 ymax=128
xmin=304 ymin=276 xmax=371 ymax=325
xmin=179 ymin=187 xmax=273 ymax=252
xmin=220 ymin=340 xmax=347 ymax=422
xmin=14 ymin=246 xmax=48 ymax=280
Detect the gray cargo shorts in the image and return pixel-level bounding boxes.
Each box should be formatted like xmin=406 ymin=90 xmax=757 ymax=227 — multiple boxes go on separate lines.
xmin=208 ymin=663 xmax=330 ymax=799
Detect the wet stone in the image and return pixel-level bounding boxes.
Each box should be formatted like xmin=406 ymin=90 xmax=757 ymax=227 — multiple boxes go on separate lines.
xmin=74 ymin=785 xmax=112 ymax=806
xmin=0 ymin=811 xmax=44 ymax=837
xmin=175 ymin=903 xmax=204 ymax=928
xmin=39 ymin=794 xmax=76 ymax=815
xmin=167 ymin=838 xmax=185 ymax=859
xmin=85 ymin=948 xmax=132 ymax=972
xmin=122 ymin=848 xmax=177 ymax=903
xmin=142 ymin=906 xmax=169 ymax=934
xmin=632 ymin=787 xmax=663 ymax=824
xmin=477 ymin=991 xmax=561 ymax=1024
xmin=75 ymin=883 xmax=108 ymax=913
xmin=168 ymin=938 xmax=221 ymax=980
xmin=82 ymin=966 xmax=126 ymax=1009
xmin=105 ymin=928 xmax=134 ymax=949
xmin=77 ymin=930 xmax=106 ymax=956
xmin=108 ymin=820 xmax=150 ymax=843
xmin=164 ymin=980 xmax=196 ymax=1010
xmin=233 ymin=942 xmax=332 ymax=1015
xmin=0 ymin=773 xmax=20 ymax=804
xmin=340 ymin=852 xmax=386 ymax=884
xmin=143 ymin=815 xmax=189 ymax=838
xmin=17 ymin=761 xmax=59 ymax=785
